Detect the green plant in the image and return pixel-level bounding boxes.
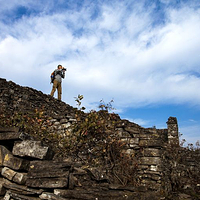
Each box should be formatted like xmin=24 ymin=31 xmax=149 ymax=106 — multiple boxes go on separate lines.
xmin=71 ymin=97 xmax=139 ymax=185
xmin=74 ymin=94 xmax=85 ymax=111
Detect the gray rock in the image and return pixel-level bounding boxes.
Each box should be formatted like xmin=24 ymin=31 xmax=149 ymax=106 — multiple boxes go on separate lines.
xmin=3 ymin=178 xmax=43 ymax=195
xmin=2 ymin=147 xmax=29 ymax=171
xmin=0 ymin=179 xmax=6 ymax=196
xmin=12 ymin=141 xmax=54 ymax=160
xmin=139 ymin=157 xmax=162 ymax=165
xmin=39 ymin=192 xmax=68 ymax=200
xmin=26 ymin=177 xmax=68 ymax=188
xmin=3 ymin=191 xmax=40 ymax=200
xmin=1 ymin=167 xmax=27 ymax=185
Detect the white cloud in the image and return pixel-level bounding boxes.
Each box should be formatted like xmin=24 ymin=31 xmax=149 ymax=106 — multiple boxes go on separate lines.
xmin=129 ymin=118 xmax=151 ymax=127
xmin=0 ymin=1 xmax=200 ymax=109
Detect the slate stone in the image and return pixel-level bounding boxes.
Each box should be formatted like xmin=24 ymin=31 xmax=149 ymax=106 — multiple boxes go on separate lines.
xmin=0 ymin=131 xmax=32 ymax=141
xmin=142 ymin=148 xmax=161 ymax=157
xmin=139 ymin=139 xmax=162 ymax=147
xmin=3 ymin=191 xmax=40 ymax=200
xmin=0 ymin=179 xmax=6 ymax=196
xmin=12 ymin=140 xmax=54 ymax=160
xmin=3 ymin=178 xmax=43 ymax=195
xmin=26 ymin=161 xmax=70 ymax=188
xmin=0 ymin=146 xmax=11 ymax=166
xmin=139 ymin=157 xmax=162 ymax=165
xmin=26 ymin=177 xmax=68 ymax=188
xmin=39 ymin=192 xmax=68 ymax=200
xmin=27 ymin=161 xmax=71 ymax=178
xmin=0 ymin=127 xmax=19 ymax=133
xmin=1 ymin=167 xmax=27 ymax=185
xmin=3 ymin=153 xmax=29 ymax=171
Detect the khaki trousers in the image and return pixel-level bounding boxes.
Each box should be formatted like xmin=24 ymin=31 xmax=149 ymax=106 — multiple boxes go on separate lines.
xmin=50 ymin=80 xmax=62 ymax=100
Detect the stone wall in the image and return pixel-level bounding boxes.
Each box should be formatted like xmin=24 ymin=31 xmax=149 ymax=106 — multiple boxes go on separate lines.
xmin=0 ymin=78 xmax=200 ymax=199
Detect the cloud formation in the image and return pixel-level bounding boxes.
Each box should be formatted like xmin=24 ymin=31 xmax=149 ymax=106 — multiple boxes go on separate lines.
xmin=0 ymin=0 xmax=200 ymax=110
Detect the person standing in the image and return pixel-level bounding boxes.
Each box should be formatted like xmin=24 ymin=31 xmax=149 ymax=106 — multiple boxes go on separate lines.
xmin=50 ymin=64 xmax=66 ymax=100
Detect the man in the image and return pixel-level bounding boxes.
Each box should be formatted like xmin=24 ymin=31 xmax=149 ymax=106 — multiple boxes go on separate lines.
xmin=50 ymin=64 xmax=66 ymax=100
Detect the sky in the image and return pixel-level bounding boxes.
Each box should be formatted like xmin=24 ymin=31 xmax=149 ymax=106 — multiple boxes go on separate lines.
xmin=0 ymin=0 xmax=200 ymax=146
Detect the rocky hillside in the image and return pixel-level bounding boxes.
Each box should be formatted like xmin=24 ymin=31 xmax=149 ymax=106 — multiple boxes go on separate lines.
xmin=0 ymin=78 xmax=200 ymax=200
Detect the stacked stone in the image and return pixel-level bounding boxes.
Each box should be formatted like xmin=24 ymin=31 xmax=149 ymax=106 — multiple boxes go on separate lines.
xmin=167 ymin=117 xmax=179 ymax=146
xmin=0 ymin=78 xmax=76 ymax=118
xmin=115 ymin=121 xmax=166 ymax=191
xmin=0 ymin=127 xmax=154 ymax=200
xmin=47 ymin=115 xmax=76 ymax=136
xmin=137 ymin=130 xmax=163 ymax=191
xmin=1 ymin=77 xmax=200 ymax=198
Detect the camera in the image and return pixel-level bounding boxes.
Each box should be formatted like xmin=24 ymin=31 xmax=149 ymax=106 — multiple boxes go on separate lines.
xmin=62 ymin=68 xmax=67 ymax=71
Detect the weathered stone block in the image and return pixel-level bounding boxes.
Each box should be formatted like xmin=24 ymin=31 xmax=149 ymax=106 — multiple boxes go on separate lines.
xmin=12 ymin=140 xmax=53 ymax=160
xmin=129 ymin=138 xmax=139 ymax=148
xmin=142 ymin=148 xmax=161 ymax=157
xmin=124 ymin=126 xmax=140 ymax=134
xmin=3 ymin=153 xmax=29 ymax=171
xmin=139 ymin=139 xmax=162 ymax=147
xmin=60 ymin=119 xmax=68 ymax=124
xmin=1 ymin=167 xmax=27 ymax=185
xmin=13 ymin=172 xmax=27 ymax=185
xmin=139 ymin=133 xmax=160 ymax=139
xmin=26 ymin=161 xmax=70 ymax=188
xmin=139 ymin=157 xmax=162 ymax=165
xmin=54 ymin=189 xmax=94 ymax=199
xmin=28 ymin=161 xmax=71 ymax=178
xmin=0 ymin=179 xmax=6 ymax=196
xmin=3 ymin=191 xmax=40 ymax=200
xmin=0 ymin=131 xmax=32 ymax=141
xmin=62 ymin=122 xmax=71 ymax=129
xmin=0 ymin=127 xmax=19 ymax=133
xmin=26 ymin=177 xmax=68 ymax=188
xmin=1 ymin=167 xmax=16 ymax=181
xmin=0 ymin=146 xmax=10 ymax=166
xmin=39 ymin=192 xmax=68 ymax=200
xmin=3 ymin=178 xmax=43 ymax=195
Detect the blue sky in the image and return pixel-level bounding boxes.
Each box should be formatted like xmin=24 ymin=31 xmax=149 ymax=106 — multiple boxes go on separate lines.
xmin=0 ymin=0 xmax=200 ymax=145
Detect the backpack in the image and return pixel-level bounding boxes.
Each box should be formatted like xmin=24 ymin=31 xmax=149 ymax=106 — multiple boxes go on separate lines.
xmin=50 ymin=71 xmax=55 ymax=83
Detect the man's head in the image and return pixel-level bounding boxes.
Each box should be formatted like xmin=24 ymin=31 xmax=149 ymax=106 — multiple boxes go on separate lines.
xmin=57 ymin=65 xmax=62 ymax=69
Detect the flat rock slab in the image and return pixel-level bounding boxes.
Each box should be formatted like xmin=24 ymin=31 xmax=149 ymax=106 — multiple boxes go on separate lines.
xmin=26 ymin=177 xmax=68 ymax=188
xmin=1 ymin=167 xmax=27 ymax=185
xmin=39 ymin=192 xmax=68 ymax=200
xmin=0 ymin=131 xmax=32 ymax=141
xmin=12 ymin=140 xmax=54 ymax=160
xmin=54 ymin=189 xmax=137 ymax=200
xmin=28 ymin=160 xmax=71 ymax=178
xmin=139 ymin=157 xmax=162 ymax=165
xmin=3 ymin=178 xmax=44 ymax=195
xmin=0 ymin=127 xmax=19 ymax=133
xmin=0 ymin=146 xmax=11 ymax=166
xmin=26 ymin=161 xmax=71 ymax=188
xmin=0 ymin=145 xmax=29 ymax=171
xmin=3 ymin=191 xmax=40 ymax=200
xmin=3 ymin=152 xmax=30 ymax=171
xmin=0 ymin=179 xmax=6 ymax=196
xmin=139 ymin=139 xmax=162 ymax=147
